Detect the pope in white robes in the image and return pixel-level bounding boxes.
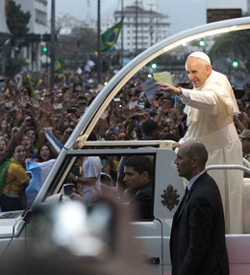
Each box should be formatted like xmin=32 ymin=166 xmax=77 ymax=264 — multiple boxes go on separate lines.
xmin=157 ymin=51 xmax=243 ymax=234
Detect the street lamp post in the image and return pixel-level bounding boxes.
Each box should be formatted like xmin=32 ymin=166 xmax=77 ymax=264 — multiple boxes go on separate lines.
xmin=50 ymin=0 xmax=55 ymax=88
xmin=135 ymin=0 xmax=138 ymax=54
xmin=97 ymin=0 xmax=101 ymax=84
xmin=1 ymin=38 xmax=11 ymax=77
xmin=121 ymin=0 xmax=124 ymax=67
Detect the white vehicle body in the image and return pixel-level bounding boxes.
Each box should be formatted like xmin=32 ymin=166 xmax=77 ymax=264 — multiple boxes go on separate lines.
xmin=0 ymin=17 xmax=250 ymax=274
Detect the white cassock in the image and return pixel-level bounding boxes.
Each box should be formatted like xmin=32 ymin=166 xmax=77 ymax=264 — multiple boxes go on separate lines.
xmin=180 ymin=70 xmax=243 ymax=234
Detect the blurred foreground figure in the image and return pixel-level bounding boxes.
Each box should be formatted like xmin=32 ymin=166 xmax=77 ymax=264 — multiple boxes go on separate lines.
xmin=157 ymin=51 xmax=243 ymax=234
xmin=171 ymin=141 xmax=229 ymax=275
xmin=1 ymin=198 xmax=152 ymax=275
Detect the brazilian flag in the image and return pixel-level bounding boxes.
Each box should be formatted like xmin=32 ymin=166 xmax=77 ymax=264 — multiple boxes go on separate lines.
xmin=101 ymin=17 xmax=124 ymax=52
xmin=54 ymin=58 xmax=65 ymax=74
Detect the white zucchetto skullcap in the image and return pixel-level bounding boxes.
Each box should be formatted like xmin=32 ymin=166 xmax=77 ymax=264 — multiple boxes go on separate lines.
xmin=188 ymin=51 xmax=211 ymax=65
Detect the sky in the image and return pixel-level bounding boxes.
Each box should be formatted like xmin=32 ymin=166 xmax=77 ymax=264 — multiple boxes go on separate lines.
xmin=48 ymin=0 xmax=207 ymax=35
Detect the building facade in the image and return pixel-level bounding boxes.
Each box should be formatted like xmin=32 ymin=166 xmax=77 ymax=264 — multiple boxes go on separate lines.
xmin=207 ymin=0 xmax=248 ymax=12
xmin=13 ymin=0 xmax=50 ymax=72
xmin=114 ymin=5 xmax=170 ymax=53
xmin=0 ymin=0 xmax=12 ymax=76
xmin=14 ymin=0 xmax=49 ymax=34
xmin=118 ymin=0 xmax=159 ymax=13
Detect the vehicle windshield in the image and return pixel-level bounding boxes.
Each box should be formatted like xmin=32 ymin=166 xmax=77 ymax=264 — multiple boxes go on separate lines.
xmin=1 ymin=16 xmax=250 ymax=238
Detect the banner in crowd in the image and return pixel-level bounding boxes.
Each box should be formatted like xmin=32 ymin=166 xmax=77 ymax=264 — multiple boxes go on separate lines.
xmin=25 ymin=129 xmax=65 ymax=203
xmin=44 ymin=129 xmax=63 ymax=153
xmin=25 ymin=159 xmax=56 ymax=203
xmin=101 ymin=17 xmax=124 ymax=52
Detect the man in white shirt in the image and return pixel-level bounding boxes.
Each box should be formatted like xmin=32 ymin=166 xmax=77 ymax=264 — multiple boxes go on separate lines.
xmin=68 ymin=133 xmax=102 ymax=204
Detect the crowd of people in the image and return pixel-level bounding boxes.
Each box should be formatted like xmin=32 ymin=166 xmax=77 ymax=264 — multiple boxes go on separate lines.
xmin=0 ymin=53 xmax=249 ymax=214
xmin=1 ymin=51 xmax=250 ymax=275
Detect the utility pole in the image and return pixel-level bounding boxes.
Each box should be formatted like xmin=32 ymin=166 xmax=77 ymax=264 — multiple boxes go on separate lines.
xmin=135 ymin=0 xmax=138 ymax=54
xmin=97 ymin=0 xmax=101 ymax=84
xmin=148 ymin=3 xmax=154 ymax=46
xmin=50 ymin=0 xmax=55 ymax=88
xmin=141 ymin=1 xmax=144 ymax=50
xmin=121 ymin=0 xmax=124 ymax=67
xmin=86 ymin=0 xmax=91 ymax=23
xmin=1 ymin=39 xmax=11 ymax=77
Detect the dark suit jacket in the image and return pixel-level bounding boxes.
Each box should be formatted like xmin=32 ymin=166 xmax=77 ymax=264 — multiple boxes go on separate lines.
xmin=129 ymin=181 xmax=153 ymax=220
xmin=170 ymin=172 xmax=229 ymax=275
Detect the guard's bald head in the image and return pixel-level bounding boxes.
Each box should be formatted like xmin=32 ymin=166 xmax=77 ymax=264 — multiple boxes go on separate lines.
xmin=181 ymin=140 xmax=208 ymax=166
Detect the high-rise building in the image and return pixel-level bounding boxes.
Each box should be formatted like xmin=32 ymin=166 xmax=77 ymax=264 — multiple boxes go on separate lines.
xmin=114 ymin=4 xmax=170 ymax=53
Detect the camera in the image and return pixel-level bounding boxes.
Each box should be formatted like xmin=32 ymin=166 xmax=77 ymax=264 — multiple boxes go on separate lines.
xmin=13 ymin=127 xmax=21 ymax=133
xmin=4 ymin=102 xmax=12 ymax=108
xmin=236 ymin=112 xmax=246 ymax=118
xmin=10 ymin=108 xmax=18 ymax=116
xmin=63 ymin=183 xmax=76 ymax=196
xmin=132 ymin=115 xmax=139 ymax=120
xmin=178 ymin=82 xmax=192 ymax=88
xmin=67 ymin=108 xmax=76 ymax=113
xmin=11 ymin=108 xmax=17 ymax=113
xmin=155 ymin=92 xmax=164 ymax=100
xmin=139 ymin=102 xmax=145 ymax=110
xmin=26 ymin=118 xmax=34 ymax=124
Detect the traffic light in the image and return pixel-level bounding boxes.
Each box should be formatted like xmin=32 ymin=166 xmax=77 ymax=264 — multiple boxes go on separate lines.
xmin=199 ymin=39 xmax=205 ymax=47
xmin=232 ymin=61 xmax=239 ymax=68
xmin=43 ymin=46 xmax=47 ymax=52
xmin=151 ymin=63 xmax=157 ymax=69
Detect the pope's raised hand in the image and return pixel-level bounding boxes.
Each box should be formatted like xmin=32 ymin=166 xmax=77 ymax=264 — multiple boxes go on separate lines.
xmin=155 ymin=82 xmax=182 ymax=96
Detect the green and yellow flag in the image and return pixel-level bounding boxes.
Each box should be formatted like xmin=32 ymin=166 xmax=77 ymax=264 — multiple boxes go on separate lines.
xmin=101 ymin=17 xmax=124 ymax=52
xmin=54 ymin=58 xmax=65 ymax=74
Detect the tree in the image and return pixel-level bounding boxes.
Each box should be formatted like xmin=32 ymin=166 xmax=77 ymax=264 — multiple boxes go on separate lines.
xmin=7 ymin=0 xmax=31 ymax=36
xmin=55 ymin=27 xmax=97 ymax=70
xmin=209 ymin=29 xmax=250 ymax=72
xmin=5 ymin=57 xmax=28 ymax=78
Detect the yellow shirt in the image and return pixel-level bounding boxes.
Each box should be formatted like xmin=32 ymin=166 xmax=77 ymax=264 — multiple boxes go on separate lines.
xmin=3 ymin=157 xmax=29 ymax=195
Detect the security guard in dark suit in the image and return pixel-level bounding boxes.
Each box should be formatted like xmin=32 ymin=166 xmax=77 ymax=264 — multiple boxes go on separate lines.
xmin=170 ymin=141 xmax=229 ymax=275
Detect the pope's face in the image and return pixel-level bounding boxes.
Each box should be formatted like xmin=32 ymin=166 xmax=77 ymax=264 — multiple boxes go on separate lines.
xmin=185 ymin=57 xmax=211 ymax=88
